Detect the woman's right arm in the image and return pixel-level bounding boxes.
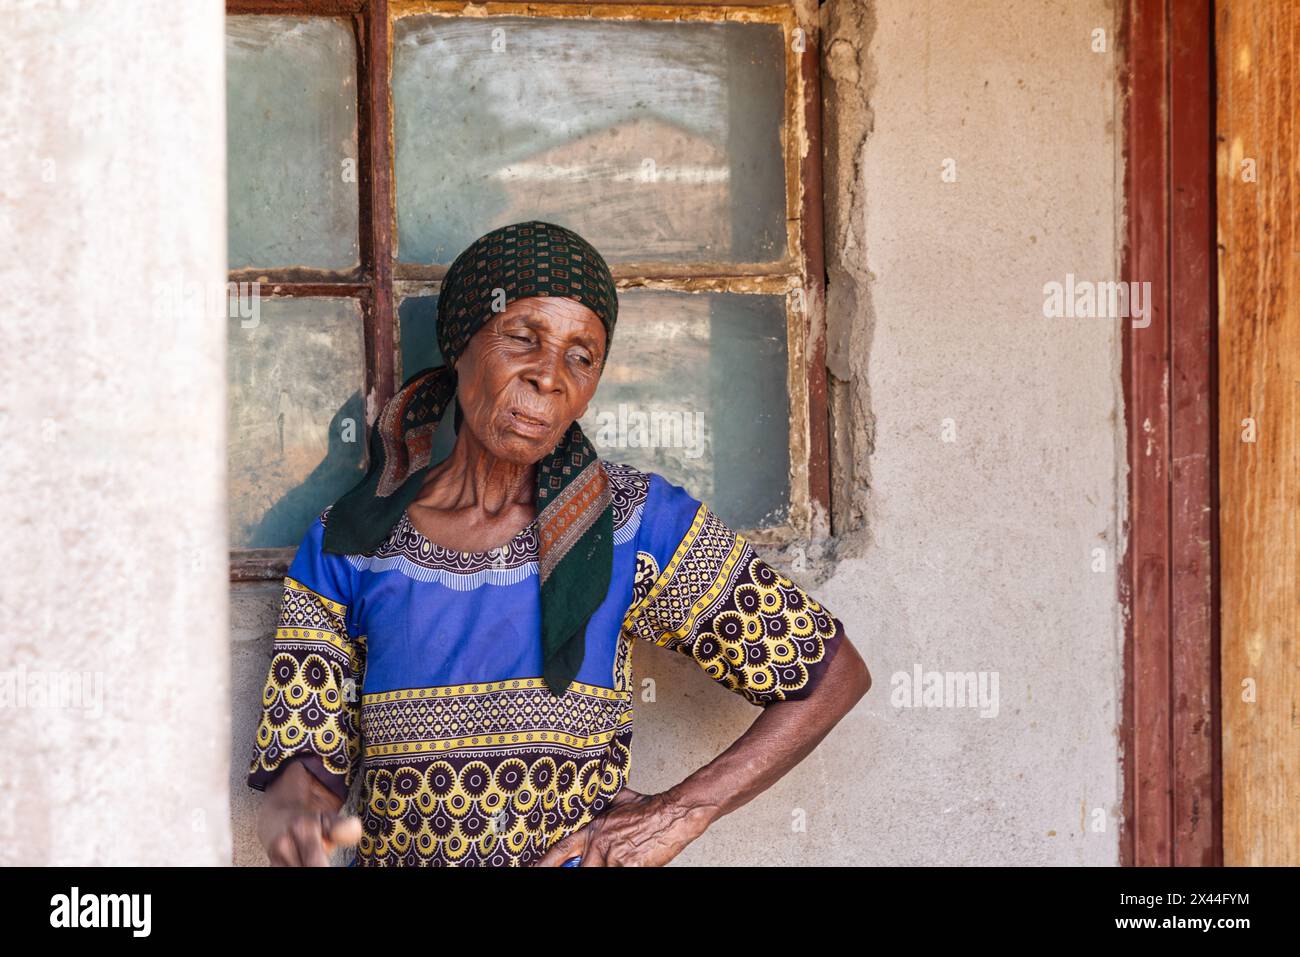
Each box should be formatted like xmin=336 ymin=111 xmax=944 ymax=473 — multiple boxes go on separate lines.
xmin=256 ymin=757 xmax=361 ymax=867
xmin=246 ymin=509 xmax=366 ymax=866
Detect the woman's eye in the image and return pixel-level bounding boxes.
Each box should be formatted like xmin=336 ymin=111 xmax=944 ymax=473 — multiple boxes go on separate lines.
xmin=508 ymin=334 xmax=532 ymax=344
xmin=570 ymin=352 xmax=593 ymax=367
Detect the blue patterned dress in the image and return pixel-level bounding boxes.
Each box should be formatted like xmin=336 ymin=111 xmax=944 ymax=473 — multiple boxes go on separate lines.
xmin=247 ymin=461 xmax=846 ymax=866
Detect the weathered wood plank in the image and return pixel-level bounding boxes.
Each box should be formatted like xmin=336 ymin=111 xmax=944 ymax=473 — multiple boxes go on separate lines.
xmin=1216 ymin=0 xmax=1300 ymax=866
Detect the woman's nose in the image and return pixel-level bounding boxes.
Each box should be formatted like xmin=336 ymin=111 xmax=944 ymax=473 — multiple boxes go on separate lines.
xmin=523 ymin=349 xmax=565 ymax=394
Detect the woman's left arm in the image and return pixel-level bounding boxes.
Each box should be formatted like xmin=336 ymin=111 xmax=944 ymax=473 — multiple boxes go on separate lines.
xmin=536 ymin=635 xmax=871 ymax=866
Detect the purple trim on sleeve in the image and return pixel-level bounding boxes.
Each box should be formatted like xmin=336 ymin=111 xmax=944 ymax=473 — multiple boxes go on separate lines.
xmin=247 ymin=754 xmax=350 ymax=804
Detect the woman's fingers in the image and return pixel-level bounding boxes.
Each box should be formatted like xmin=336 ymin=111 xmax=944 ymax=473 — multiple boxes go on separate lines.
xmin=264 ymin=810 xmax=362 ymax=866
xmin=268 ymin=831 xmax=303 ymax=867
xmin=290 ymin=816 xmax=332 ymax=867
xmin=534 ymin=829 xmax=586 ymax=867
xmin=578 ymin=839 xmax=607 ymax=867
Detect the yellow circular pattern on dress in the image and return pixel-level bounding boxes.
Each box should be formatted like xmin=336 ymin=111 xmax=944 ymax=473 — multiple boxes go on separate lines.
xmin=786 ymin=611 xmax=814 ymax=638
xmin=512 ymin=786 xmax=538 ymax=814
xmin=352 ymin=731 xmax=633 ymax=865
xmin=770 ymin=639 xmax=798 ymax=665
xmin=759 ymin=588 xmax=784 ymax=615
xmin=661 ymin=555 xmax=843 ymax=706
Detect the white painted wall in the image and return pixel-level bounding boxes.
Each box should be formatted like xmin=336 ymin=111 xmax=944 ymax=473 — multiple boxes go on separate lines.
xmin=0 ymin=0 xmax=230 ymax=865
xmin=786 ymin=0 xmax=1123 ymax=864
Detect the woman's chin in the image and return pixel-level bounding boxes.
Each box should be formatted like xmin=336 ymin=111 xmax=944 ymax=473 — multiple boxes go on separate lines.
xmin=488 ymin=429 xmax=562 ymax=465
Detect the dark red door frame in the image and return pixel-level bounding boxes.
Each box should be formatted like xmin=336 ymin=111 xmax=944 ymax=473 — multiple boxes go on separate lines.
xmin=1119 ymin=0 xmax=1221 ymax=867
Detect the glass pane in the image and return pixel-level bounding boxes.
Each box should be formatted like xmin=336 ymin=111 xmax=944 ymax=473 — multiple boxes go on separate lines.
xmin=583 ymin=291 xmax=790 ymax=529
xmin=229 ymin=297 xmax=367 ymax=548
xmin=397 ymin=293 xmax=444 ymax=383
xmin=226 ymin=16 xmax=360 ymax=271
xmin=392 ymin=15 xmax=787 ymax=266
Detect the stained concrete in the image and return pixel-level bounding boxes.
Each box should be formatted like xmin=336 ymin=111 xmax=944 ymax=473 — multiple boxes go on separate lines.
xmin=0 ymin=0 xmax=231 ymax=864
xmin=806 ymin=0 xmax=1124 ymax=865
xmin=230 ymin=0 xmax=1125 ymax=866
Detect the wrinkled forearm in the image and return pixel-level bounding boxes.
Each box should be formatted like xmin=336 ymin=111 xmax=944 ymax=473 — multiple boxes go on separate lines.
xmin=660 ymin=636 xmax=872 ymax=838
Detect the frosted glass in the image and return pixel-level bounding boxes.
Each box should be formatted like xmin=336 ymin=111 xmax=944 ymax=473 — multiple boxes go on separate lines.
xmin=227 ymin=16 xmax=360 ymax=270
xmin=228 ymin=297 xmax=367 ymax=548
xmin=582 ymin=290 xmax=790 ymax=528
xmin=392 ymin=16 xmax=787 ymax=266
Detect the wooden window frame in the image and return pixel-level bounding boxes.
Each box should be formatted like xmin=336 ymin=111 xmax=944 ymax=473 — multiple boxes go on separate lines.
xmin=227 ymin=0 xmax=829 ymax=581
xmin=1119 ymin=0 xmax=1221 ymax=866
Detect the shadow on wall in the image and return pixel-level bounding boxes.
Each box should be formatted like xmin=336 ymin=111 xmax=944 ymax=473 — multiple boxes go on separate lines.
xmin=242 ymin=391 xmax=367 ymax=549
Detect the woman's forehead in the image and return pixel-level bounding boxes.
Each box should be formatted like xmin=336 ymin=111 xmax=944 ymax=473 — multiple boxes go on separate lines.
xmin=493 ymin=296 xmax=606 ymax=341
xmin=501 ymin=294 xmax=599 ymax=321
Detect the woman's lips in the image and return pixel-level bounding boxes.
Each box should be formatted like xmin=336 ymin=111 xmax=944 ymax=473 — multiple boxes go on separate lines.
xmin=507 ymin=408 xmax=552 ymax=438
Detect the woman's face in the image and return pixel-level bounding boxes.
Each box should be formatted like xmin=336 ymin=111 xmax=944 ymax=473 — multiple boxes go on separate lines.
xmin=454 ymin=295 xmax=608 ymax=465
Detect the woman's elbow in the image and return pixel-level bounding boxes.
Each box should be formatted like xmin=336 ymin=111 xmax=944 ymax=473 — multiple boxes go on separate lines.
xmin=852 ymin=658 xmax=872 ymax=702
xmin=829 ymin=634 xmax=871 ymax=705
xmin=843 ymin=637 xmax=871 ymax=702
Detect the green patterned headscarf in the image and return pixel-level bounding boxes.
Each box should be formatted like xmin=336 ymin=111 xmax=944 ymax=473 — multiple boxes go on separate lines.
xmin=321 ymin=220 xmax=619 ymax=697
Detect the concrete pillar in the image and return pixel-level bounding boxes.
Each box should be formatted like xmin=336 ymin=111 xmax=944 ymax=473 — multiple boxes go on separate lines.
xmin=0 ymin=0 xmax=230 ymax=864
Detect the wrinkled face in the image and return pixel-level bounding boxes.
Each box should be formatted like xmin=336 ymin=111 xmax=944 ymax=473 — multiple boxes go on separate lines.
xmin=454 ymin=295 xmax=608 ymax=465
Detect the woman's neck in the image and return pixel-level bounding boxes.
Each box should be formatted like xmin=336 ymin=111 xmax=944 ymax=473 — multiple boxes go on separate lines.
xmin=408 ymin=428 xmax=536 ymax=539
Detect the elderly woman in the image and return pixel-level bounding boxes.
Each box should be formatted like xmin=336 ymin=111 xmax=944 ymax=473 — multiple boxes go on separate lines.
xmin=246 ymin=220 xmax=871 ymax=867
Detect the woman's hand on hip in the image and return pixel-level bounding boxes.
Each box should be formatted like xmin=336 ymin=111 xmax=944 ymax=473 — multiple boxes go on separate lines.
xmin=533 ymin=787 xmax=710 ymax=867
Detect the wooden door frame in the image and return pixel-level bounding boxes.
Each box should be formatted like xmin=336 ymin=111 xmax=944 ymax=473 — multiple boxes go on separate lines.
xmin=1119 ymin=0 xmax=1221 ymax=867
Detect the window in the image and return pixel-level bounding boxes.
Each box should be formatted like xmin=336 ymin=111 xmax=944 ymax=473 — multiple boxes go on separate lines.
xmin=227 ymin=0 xmax=828 ymax=580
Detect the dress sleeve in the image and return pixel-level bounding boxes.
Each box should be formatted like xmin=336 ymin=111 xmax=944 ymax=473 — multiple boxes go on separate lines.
xmin=246 ymin=508 xmax=365 ymax=803
xmin=621 ymin=475 xmax=846 ymax=706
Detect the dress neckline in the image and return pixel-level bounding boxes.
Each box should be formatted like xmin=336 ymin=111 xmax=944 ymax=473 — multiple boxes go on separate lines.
xmin=397 ymin=508 xmax=539 ymax=561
